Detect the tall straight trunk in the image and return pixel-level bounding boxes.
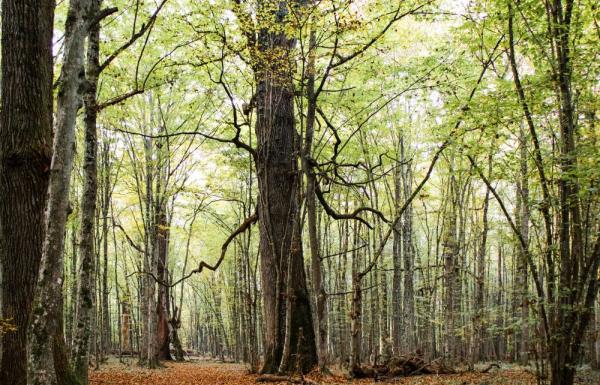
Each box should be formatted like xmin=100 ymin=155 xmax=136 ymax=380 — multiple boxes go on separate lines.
xmin=349 ymin=223 xmax=362 ymax=371
xmin=254 ymin=1 xmax=316 ymax=374
xmin=28 ymin=0 xmax=91 ymax=383
xmin=156 ymin=204 xmax=172 ymax=360
xmin=473 ymin=164 xmax=490 ymax=364
xmin=516 ymin=125 xmax=529 ymax=363
xmin=442 ymin=175 xmax=459 ymax=365
xmin=495 ymin=246 xmax=504 ymax=360
xmin=303 ymin=30 xmax=328 ymax=372
xmin=0 ymin=1 xmax=54 ymax=384
xmin=67 ymin=224 xmax=78 ymax=350
xmin=143 ymin=133 xmax=159 ymax=368
xmin=101 ymin=142 xmax=111 ymax=356
xmin=71 ymin=0 xmax=100 ymax=381
xmin=391 ymin=162 xmax=402 ymax=354
xmin=400 ymin=138 xmax=415 ymax=353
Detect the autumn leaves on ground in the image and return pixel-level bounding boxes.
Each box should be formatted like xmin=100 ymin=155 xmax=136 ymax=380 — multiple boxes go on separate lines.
xmin=89 ymin=361 xmax=541 ymax=385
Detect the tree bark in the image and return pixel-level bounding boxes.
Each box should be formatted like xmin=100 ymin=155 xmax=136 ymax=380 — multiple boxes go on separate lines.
xmin=303 ymin=30 xmax=328 ymax=372
xmin=400 ymin=138 xmax=415 ymax=353
xmin=71 ymin=1 xmax=101 ymax=381
xmin=254 ymin=1 xmax=317 ymax=374
xmin=0 ymin=2 xmax=54 ymax=384
xmin=27 ymin=0 xmax=91 ymax=383
xmin=156 ymin=204 xmax=172 ymax=361
xmin=442 ymin=174 xmax=459 ymax=365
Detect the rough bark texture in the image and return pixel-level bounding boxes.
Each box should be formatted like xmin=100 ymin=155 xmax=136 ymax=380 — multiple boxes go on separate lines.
xmin=254 ymin=2 xmax=317 ymax=374
xmin=71 ymin=1 xmax=101 ymax=381
xmin=27 ymin=0 xmax=91 ymax=383
xmin=0 ymin=1 xmax=54 ymax=384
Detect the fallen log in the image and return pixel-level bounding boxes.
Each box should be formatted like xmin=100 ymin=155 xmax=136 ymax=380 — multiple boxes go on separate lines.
xmin=351 ymin=354 xmax=455 ymax=379
xmin=480 ymin=363 xmax=501 ymax=373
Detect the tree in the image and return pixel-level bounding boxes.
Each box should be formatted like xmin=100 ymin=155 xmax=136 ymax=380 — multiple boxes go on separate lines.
xmin=27 ymin=0 xmax=92 ymax=383
xmin=0 ymin=1 xmax=54 ymax=384
xmin=252 ymin=0 xmax=318 ymax=373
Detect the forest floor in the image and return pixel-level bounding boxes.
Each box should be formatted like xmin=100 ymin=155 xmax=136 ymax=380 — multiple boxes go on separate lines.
xmin=89 ymin=358 xmax=600 ymax=385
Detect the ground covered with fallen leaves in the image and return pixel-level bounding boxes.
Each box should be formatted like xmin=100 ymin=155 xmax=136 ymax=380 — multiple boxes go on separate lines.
xmin=89 ymin=360 xmax=599 ymax=385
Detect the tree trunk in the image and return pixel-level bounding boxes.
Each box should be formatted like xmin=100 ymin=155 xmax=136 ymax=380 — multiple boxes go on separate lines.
xmin=391 ymin=162 xmax=402 ymax=354
xmin=156 ymin=205 xmax=172 ymax=361
xmin=0 ymin=1 xmax=54 ymax=384
xmin=303 ymin=30 xmax=328 ymax=372
xmin=516 ymin=125 xmax=529 ymax=364
xmin=71 ymin=0 xmax=101 ymax=381
xmin=254 ymin=1 xmax=317 ymax=374
xmin=101 ymin=142 xmax=111 ymax=357
xmin=349 ymin=243 xmax=362 ymax=371
xmin=442 ymin=175 xmax=459 ymax=365
xmin=473 ymin=176 xmax=490 ymax=364
xmin=28 ymin=0 xmax=91 ymax=383
xmin=400 ymin=138 xmax=415 ymax=353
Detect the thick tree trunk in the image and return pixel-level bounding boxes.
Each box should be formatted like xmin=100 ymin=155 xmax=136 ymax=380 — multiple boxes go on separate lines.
xmin=0 ymin=1 xmax=54 ymax=384
xmin=254 ymin=2 xmax=317 ymax=374
xmin=27 ymin=0 xmax=91 ymax=383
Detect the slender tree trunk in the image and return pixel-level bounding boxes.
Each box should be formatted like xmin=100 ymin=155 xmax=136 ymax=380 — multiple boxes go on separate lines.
xmin=101 ymin=143 xmax=111 ymax=357
xmin=391 ymin=162 xmax=402 ymax=354
xmin=442 ymin=175 xmax=459 ymax=365
xmin=0 ymin=2 xmax=54 ymax=384
xmin=349 ymin=225 xmax=363 ymax=371
xmin=401 ymin=138 xmax=415 ymax=353
xmin=71 ymin=0 xmax=101 ymax=380
xmin=156 ymin=205 xmax=172 ymax=361
xmin=28 ymin=0 xmax=91 ymax=383
xmin=516 ymin=125 xmax=530 ymax=364
xmin=473 ymin=161 xmax=490 ymax=364
xmin=303 ymin=30 xmax=328 ymax=372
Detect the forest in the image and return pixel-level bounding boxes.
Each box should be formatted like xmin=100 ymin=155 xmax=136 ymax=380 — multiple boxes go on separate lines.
xmin=0 ymin=0 xmax=598 ymax=385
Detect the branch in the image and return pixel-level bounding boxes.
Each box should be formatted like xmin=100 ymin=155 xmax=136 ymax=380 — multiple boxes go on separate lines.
xmin=321 ymin=244 xmax=368 ymax=259
xmin=98 ymin=0 xmax=168 ymax=73
xmin=91 ymin=7 xmax=118 ymax=27
xmin=113 ymin=222 xmax=144 ymax=254
xmin=314 ymin=182 xmax=381 ymax=229
xmin=96 ymin=89 xmax=145 ymax=111
xmin=132 ymin=211 xmax=258 ymax=287
xmin=330 ymin=1 xmax=432 ymax=69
